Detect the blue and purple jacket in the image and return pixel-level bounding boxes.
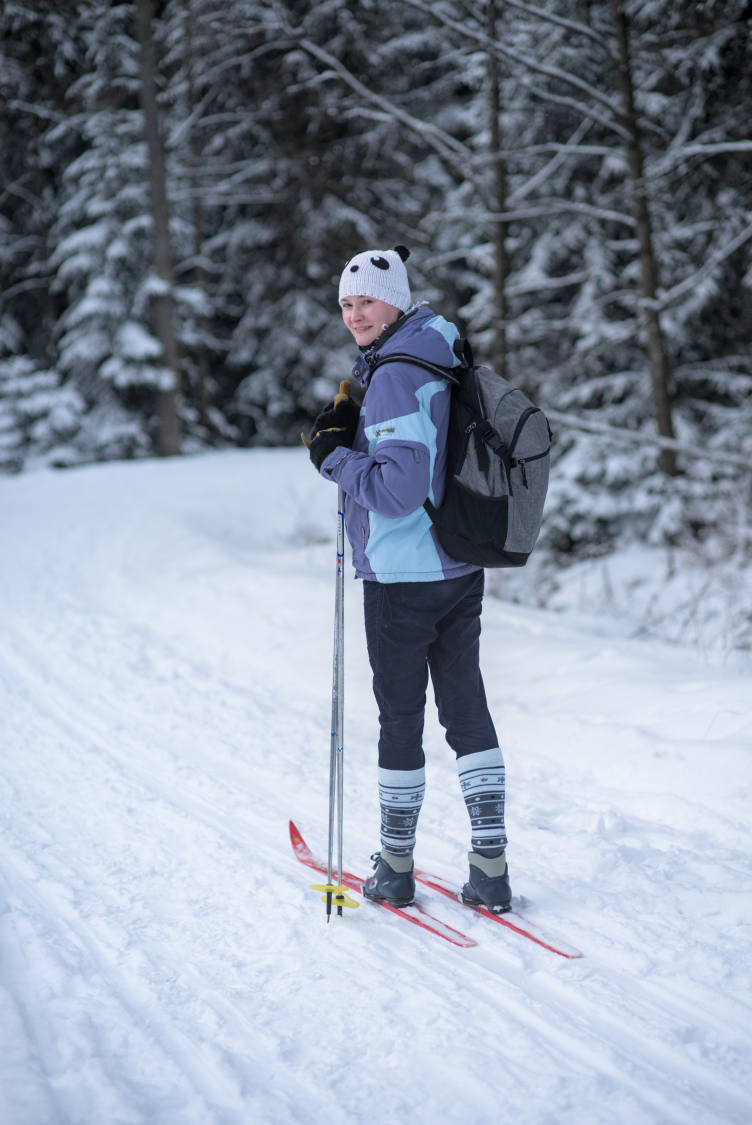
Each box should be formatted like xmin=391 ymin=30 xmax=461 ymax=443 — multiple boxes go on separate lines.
xmin=320 ymin=305 xmax=479 ymax=583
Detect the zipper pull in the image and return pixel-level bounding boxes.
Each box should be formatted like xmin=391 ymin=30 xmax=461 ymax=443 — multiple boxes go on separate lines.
xmin=518 ymin=459 xmax=528 ymax=488
xmin=362 ymin=527 xmax=366 ymax=548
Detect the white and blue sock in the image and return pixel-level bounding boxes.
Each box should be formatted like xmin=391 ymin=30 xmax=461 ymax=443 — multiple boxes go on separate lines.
xmin=457 ymin=748 xmax=507 ymax=857
xmin=378 ymin=766 xmax=425 ymax=855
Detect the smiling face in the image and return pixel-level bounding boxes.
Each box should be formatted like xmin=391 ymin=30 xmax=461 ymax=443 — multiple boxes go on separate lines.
xmin=340 ymin=295 xmax=402 ymax=347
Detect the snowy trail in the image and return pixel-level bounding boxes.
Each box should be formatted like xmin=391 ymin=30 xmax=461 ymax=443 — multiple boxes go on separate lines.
xmin=1 ymin=450 xmax=751 ymax=1124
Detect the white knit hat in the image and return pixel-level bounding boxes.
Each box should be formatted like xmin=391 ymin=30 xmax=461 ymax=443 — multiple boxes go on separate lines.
xmin=338 ymin=245 xmax=412 ymax=312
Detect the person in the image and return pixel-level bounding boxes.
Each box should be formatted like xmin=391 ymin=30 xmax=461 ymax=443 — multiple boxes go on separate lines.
xmin=306 ymin=245 xmax=511 ymax=912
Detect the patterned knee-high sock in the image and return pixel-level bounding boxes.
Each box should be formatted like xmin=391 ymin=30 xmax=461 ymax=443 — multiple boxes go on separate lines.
xmin=378 ymin=766 xmax=425 ymax=856
xmin=457 ymin=748 xmax=507 ymax=857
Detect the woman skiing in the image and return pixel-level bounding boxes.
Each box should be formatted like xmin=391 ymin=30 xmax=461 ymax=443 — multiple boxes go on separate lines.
xmin=306 ymin=246 xmax=511 ymax=913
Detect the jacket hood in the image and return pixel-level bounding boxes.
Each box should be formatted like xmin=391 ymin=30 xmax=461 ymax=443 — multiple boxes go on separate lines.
xmin=350 ymin=305 xmax=460 ymax=388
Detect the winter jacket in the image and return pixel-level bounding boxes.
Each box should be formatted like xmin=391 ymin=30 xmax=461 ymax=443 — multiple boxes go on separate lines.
xmin=320 ymin=305 xmax=479 ymax=583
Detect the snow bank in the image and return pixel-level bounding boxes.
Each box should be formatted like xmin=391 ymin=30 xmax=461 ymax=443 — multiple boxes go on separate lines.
xmin=489 ymin=541 xmax=752 ymax=669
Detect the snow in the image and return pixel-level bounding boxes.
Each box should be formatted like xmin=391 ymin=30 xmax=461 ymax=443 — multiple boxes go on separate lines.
xmin=1 ymin=448 xmax=751 ymax=1125
xmin=489 ymin=542 xmax=752 ymax=669
xmin=115 ymin=321 xmax=163 ymax=362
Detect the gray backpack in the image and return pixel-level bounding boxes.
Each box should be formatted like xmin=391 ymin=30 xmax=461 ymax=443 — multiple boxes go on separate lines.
xmin=370 ymin=347 xmax=551 ymax=567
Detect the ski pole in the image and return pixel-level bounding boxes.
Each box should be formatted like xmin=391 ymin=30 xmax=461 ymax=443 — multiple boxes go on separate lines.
xmin=306 ymin=381 xmax=359 ymax=920
xmin=327 ymin=483 xmax=346 ymax=918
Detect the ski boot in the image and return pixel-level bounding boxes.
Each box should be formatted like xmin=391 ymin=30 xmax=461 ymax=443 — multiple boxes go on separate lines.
xmin=460 ymin=850 xmax=512 ymax=913
xmin=363 ymin=849 xmax=415 ymax=907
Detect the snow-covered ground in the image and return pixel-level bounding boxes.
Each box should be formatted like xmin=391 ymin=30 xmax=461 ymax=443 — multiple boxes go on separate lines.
xmin=1 ymin=449 xmax=751 ymax=1125
xmin=488 ymin=542 xmax=752 ymax=671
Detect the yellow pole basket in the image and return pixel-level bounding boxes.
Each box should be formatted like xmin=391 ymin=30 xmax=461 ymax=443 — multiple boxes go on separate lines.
xmin=309 ymin=883 xmax=359 ymax=910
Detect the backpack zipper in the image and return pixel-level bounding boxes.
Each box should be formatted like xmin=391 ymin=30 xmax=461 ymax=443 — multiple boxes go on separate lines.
xmin=513 ymin=447 xmax=550 ymax=489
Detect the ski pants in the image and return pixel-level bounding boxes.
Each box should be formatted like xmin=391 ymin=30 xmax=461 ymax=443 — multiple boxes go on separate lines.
xmin=362 ymin=570 xmax=498 ymax=771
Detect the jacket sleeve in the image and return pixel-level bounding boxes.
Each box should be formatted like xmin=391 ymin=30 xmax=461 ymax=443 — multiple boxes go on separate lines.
xmin=320 ymin=368 xmax=432 ymax=518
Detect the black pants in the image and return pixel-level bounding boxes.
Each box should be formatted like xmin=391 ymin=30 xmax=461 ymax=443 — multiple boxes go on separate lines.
xmin=363 ymin=571 xmax=498 ymax=771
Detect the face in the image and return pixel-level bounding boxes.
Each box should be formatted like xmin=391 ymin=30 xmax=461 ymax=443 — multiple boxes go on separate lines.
xmin=340 ymin=295 xmax=402 ymax=347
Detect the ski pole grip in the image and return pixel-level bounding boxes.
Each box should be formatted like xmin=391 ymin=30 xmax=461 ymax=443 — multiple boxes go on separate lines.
xmin=301 ymin=380 xmax=352 ymax=448
xmin=334 ymin=379 xmax=352 ymax=405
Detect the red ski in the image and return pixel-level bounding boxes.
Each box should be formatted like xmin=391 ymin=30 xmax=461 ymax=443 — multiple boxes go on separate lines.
xmin=289 ymin=821 xmax=476 ymax=949
xmin=414 ymin=867 xmax=583 ymax=959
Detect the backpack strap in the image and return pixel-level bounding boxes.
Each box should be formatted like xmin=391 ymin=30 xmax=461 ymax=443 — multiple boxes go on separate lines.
xmin=468 ymin=368 xmax=509 ymax=461
xmin=367 ymin=353 xmax=462 ymax=386
xmin=368 ymin=354 xmax=508 ymax=457
xmin=453 ymin=337 xmax=475 ymax=368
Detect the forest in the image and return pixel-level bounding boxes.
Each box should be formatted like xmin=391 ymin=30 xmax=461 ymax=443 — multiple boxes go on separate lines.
xmin=2 ymin=0 xmax=752 ymax=654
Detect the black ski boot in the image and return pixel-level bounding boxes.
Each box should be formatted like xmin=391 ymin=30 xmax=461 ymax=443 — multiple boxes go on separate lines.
xmin=363 ymin=850 xmax=415 ymax=907
xmin=460 ymin=850 xmax=512 ymax=913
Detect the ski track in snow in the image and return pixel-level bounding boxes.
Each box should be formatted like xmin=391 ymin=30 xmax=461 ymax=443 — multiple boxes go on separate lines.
xmin=0 ymin=449 xmax=750 ymax=1125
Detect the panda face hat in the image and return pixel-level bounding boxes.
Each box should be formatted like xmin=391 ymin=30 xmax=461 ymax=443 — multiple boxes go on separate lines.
xmin=338 ymin=245 xmax=411 ymax=312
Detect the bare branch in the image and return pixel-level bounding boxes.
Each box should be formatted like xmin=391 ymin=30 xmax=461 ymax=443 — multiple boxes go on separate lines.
xmin=430 ymin=201 xmax=635 ymax=226
xmin=509 ymin=289 xmax=639 ymax=338
xmin=653 ymin=140 xmax=752 ymax=176
xmin=0 ymin=182 xmax=43 ymax=212
xmin=198 ymin=40 xmax=286 ymax=83
xmin=505 ymin=269 xmax=592 ymax=297
xmin=518 ymin=79 xmax=631 ymax=143
xmin=295 ymin=38 xmax=467 ymax=158
xmin=472 ymin=143 xmax=616 ymax=162
xmin=7 ymin=100 xmax=67 ymax=124
xmin=169 ymin=190 xmax=280 ymax=205
xmin=0 ymin=278 xmax=49 ymax=301
xmin=546 ymin=409 xmax=752 ymax=472
xmin=166 ymin=81 xmax=222 ymax=150
xmin=293 ymin=35 xmax=494 ymax=208
xmin=502 ymin=0 xmax=615 ymax=57
xmin=513 ymin=320 xmax=638 ymax=349
xmin=507 ymin=118 xmax=590 ymax=206
xmin=647 ymin=219 xmax=752 ymax=313
xmin=402 ymin=0 xmax=624 ymax=119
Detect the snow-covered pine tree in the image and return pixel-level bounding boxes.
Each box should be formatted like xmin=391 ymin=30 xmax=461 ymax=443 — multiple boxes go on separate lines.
xmin=130 ymin=0 xmax=467 ymax=443
xmin=134 ymin=0 xmax=181 ymax=455
xmin=441 ymin=0 xmax=752 ymax=651
xmin=45 ymin=1 xmax=189 ymax=462
xmin=406 ymin=1 xmax=752 ymax=560
xmin=0 ymin=1 xmax=90 ymax=470
xmin=502 ymin=0 xmax=752 ymax=564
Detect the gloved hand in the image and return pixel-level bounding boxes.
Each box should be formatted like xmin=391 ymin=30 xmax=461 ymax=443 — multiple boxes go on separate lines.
xmin=302 ymin=380 xmax=359 ymax=472
xmin=308 ymin=428 xmax=348 ymax=472
xmin=311 ymin=395 xmax=360 ymax=448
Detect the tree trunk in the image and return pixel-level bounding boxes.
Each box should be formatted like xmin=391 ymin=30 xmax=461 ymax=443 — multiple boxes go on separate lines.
xmin=487 ymin=0 xmax=508 ymax=378
xmin=34 ymin=127 xmax=55 ymax=365
xmin=135 ymin=0 xmax=181 ymax=456
xmin=183 ymin=0 xmax=210 ymax=429
xmin=610 ymin=0 xmax=677 ymax=476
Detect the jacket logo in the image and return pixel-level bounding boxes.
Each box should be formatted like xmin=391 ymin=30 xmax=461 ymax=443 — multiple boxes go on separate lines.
xmin=375 ymin=426 xmax=396 ymax=437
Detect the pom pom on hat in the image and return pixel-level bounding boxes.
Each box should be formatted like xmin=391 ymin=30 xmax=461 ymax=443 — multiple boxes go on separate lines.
xmin=339 ymin=246 xmax=412 ymax=312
